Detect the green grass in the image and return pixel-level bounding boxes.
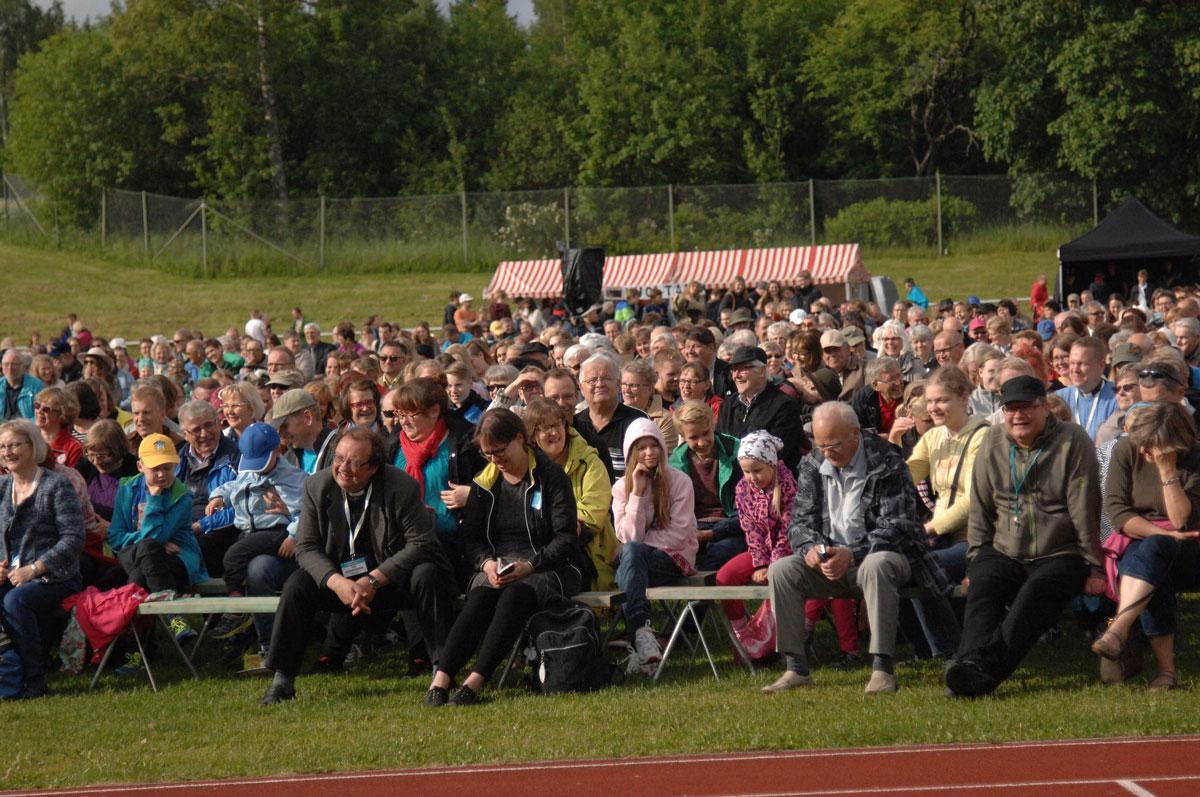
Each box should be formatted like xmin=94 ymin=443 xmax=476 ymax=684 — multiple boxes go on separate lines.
xmin=0 ymin=238 xmax=1056 ymax=342
xmin=6 ymin=608 xmax=1199 ymax=790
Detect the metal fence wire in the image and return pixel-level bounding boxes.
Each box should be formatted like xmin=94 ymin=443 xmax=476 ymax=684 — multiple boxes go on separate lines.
xmin=4 ymin=172 xmax=1107 ymax=275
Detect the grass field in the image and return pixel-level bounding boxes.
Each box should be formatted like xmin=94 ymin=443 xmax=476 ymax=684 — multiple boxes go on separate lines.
xmin=5 ymin=607 xmax=1198 ymax=790
xmin=0 ymin=240 xmax=1057 ymax=341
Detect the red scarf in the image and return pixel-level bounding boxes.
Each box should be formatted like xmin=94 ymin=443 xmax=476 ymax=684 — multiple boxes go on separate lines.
xmin=399 ymin=418 xmax=449 ymax=499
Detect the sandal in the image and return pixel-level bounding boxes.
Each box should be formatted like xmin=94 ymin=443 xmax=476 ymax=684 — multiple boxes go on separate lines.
xmin=1146 ymin=671 xmax=1177 ymax=692
xmin=1091 ymin=629 xmax=1126 ymax=661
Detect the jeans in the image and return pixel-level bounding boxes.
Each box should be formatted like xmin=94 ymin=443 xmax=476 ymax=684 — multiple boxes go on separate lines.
xmin=0 ymin=577 xmax=79 ymax=694
xmin=1118 ymin=536 xmax=1200 ymax=637
xmin=696 ymin=518 xmax=748 ymax=572
xmin=957 ymin=545 xmax=1086 ymax=683
xmin=246 ymin=552 xmax=299 ymax=649
xmin=909 ymin=587 xmax=962 ymax=658
xmin=616 ymin=541 xmax=684 ymax=629
xmin=932 ymin=539 xmax=969 ymax=583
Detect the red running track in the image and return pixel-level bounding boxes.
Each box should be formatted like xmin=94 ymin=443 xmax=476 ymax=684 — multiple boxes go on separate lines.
xmin=9 ymin=735 xmax=1200 ymax=796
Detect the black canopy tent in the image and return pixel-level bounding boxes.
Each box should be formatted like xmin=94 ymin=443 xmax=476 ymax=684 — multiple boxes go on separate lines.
xmin=1056 ymin=197 xmax=1200 ymax=300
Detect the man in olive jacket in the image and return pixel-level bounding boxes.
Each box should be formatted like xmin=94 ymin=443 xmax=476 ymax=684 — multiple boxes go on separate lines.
xmin=945 ymin=375 xmax=1105 ymax=698
xmin=261 ymin=428 xmax=454 ymax=704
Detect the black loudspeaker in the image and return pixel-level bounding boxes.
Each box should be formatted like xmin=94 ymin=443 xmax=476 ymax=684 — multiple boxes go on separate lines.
xmin=562 ymin=247 xmax=605 ymax=315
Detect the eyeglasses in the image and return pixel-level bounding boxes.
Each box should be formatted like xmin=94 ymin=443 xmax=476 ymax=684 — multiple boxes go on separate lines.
xmin=487 ymin=383 xmax=507 ymax=393
xmin=33 ymin=403 xmax=60 ymax=414
xmin=1115 ymin=383 xmax=1139 ymax=394
xmin=479 ymin=444 xmax=512 ymax=460
xmin=332 ymin=455 xmax=372 ymax=471
xmin=379 ymin=355 xmax=404 ymax=362
xmin=933 ymin=347 xmax=959 ymax=356
xmin=1001 ymin=401 xmax=1042 ymax=415
xmin=394 ymin=411 xmax=425 ymax=424
xmin=677 ymin=378 xmax=708 ymax=387
xmin=581 ymin=376 xmax=615 ymax=386
xmin=0 ymin=441 xmax=27 ymax=452
xmin=619 ymin=382 xmax=650 ymax=390
xmin=815 ymin=438 xmax=848 ymax=452
xmin=349 ymin=401 xmax=376 ymax=411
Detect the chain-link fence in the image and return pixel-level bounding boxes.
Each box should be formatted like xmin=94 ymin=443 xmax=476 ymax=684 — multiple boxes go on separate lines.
xmin=1 ymin=172 xmax=1107 ymax=275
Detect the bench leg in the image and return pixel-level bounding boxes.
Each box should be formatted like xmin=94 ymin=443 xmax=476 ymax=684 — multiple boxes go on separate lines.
xmin=131 ymin=622 xmax=158 ymax=693
xmin=190 ymin=613 xmax=215 ymax=660
xmin=654 ymin=600 xmax=719 ymax=682
xmin=157 ymin=617 xmax=200 ymax=680
xmin=90 ymin=639 xmax=118 ymax=689
xmin=497 ymin=632 xmax=526 ymax=690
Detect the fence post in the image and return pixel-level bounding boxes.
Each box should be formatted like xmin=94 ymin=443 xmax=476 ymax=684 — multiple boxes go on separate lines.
xmin=808 ymin=179 xmax=816 ymax=246
xmin=100 ymin=190 xmax=106 ymax=249
xmin=318 ymin=195 xmax=326 ymax=270
xmin=460 ymin=190 xmax=469 ymax=268
xmin=200 ymin=201 xmax=208 ymax=276
xmin=935 ymin=170 xmax=943 ymax=256
xmin=563 ymin=187 xmax=570 ymax=250
xmin=141 ymin=190 xmax=149 ymax=260
xmin=667 ymin=184 xmax=675 ymax=251
xmin=1092 ymin=177 xmax=1099 ymax=227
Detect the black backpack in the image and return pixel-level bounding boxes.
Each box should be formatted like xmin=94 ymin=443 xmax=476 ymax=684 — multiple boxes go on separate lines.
xmin=524 ymin=604 xmax=611 ymax=694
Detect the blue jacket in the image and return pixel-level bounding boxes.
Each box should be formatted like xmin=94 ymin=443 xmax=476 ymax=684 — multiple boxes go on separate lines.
xmin=209 ymin=458 xmax=308 ymax=538
xmin=109 ymin=476 xmax=208 ymax=585
xmin=1055 ymin=381 xmax=1119 ymax=441
xmin=0 ymin=374 xmax=44 ymax=420
xmin=176 ymin=436 xmax=239 ymax=534
xmin=906 ymin=285 xmax=929 ymax=310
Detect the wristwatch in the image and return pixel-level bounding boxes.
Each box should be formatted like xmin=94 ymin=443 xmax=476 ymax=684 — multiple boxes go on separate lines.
xmin=367 ymin=574 xmax=383 ymax=590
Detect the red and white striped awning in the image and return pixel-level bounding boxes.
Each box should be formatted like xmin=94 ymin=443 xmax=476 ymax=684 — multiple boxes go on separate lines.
xmin=603 ymin=253 xmax=678 ymax=288
xmin=487 ymin=258 xmax=563 ymax=299
xmin=485 ymin=245 xmax=867 ymax=298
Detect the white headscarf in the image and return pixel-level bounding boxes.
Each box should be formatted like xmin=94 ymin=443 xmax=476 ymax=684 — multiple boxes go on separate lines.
xmin=737 ymin=430 xmax=784 ymax=465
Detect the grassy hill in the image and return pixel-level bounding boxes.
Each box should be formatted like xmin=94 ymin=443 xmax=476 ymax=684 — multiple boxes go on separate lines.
xmin=0 ymin=242 xmax=1056 ymax=341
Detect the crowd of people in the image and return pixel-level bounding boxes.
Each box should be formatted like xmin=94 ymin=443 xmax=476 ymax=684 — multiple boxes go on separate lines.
xmin=1 ymin=265 xmax=1198 ymax=705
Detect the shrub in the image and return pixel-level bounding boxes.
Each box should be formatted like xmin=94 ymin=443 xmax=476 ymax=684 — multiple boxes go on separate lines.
xmin=824 ymin=196 xmax=976 ymax=249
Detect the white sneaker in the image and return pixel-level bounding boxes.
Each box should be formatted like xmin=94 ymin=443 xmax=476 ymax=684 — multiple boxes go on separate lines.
xmin=633 ymin=624 xmax=662 ymax=665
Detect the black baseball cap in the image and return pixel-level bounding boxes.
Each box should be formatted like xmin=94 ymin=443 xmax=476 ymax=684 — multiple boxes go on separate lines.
xmin=998 ymin=375 xmax=1047 ymax=406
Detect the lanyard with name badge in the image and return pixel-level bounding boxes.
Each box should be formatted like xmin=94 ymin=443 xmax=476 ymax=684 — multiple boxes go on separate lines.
xmin=340 ymin=484 xmax=373 ymax=578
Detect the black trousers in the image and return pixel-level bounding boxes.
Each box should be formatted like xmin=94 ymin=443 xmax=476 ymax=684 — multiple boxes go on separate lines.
xmin=957 ymin=545 xmax=1087 ymax=683
xmin=116 ymin=539 xmax=189 ymax=593
xmin=222 ymin=528 xmax=289 ymax=594
xmin=438 ymin=582 xmax=540 ymax=682
xmin=198 ymin=526 xmax=239 ymax=578
xmin=265 ymin=562 xmax=452 ymax=678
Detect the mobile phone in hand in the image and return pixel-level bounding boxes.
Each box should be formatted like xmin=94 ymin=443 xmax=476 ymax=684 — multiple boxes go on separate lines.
xmin=817 ymin=544 xmax=832 ymax=562
xmin=496 ymin=558 xmax=516 ymax=576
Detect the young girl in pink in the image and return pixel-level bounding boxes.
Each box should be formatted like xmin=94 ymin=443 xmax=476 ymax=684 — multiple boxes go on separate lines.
xmin=715 ymin=431 xmax=795 ymax=629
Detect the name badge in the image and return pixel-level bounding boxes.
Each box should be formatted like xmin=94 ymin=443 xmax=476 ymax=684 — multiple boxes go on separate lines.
xmin=530 ymin=490 xmax=542 ymax=511
xmin=340 ymin=557 xmax=368 ymax=578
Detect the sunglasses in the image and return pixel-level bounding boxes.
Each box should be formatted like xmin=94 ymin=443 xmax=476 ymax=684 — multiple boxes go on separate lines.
xmin=1138 ymin=368 xmax=1180 ymax=387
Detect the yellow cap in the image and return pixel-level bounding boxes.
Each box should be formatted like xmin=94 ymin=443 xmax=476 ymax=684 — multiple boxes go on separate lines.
xmin=138 ymin=433 xmax=180 ymax=468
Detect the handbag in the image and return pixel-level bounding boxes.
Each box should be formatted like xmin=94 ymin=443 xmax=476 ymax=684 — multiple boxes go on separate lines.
xmin=1101 ymin=518 xmax=1176 ymax=602
xmin=733 ymin=599 xmax=777 ymax=661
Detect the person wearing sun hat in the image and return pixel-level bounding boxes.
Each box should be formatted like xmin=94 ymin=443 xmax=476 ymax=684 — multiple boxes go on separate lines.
xmin=108 ymin=433 xmax=208 ymax=592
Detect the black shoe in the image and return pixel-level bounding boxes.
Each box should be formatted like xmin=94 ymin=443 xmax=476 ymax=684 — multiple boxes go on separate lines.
xmin=832 ymin=651 xmax=863 ymax=671
xmin=944 ymin=658 xmax=996 ymax=698
xmin=424 ymin=686 xmax=450 ymax=707
xmin=449 ymin=685 xmax=482 ymax=706
xmin=260 ymin=682 xmax=295 ymax=705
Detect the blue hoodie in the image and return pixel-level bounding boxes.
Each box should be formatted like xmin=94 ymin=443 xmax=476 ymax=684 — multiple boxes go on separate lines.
xmin=209 ymin=457 xmax=308 ymax=537
xmin=109 ymin=476 xmax=208 ymax=585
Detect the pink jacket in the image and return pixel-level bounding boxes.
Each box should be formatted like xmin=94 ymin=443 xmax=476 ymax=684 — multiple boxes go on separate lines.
xmin=612 ymin=418 xmax=698 ymax=571
xmin=734 ymin=464 xmax=796 ymax=568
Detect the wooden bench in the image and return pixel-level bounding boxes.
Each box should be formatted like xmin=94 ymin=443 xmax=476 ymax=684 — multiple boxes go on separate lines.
xmin=96 ymin=585 xmax=626 ymax=692
xmin=644 ymin=581 xmax=965 ymax=681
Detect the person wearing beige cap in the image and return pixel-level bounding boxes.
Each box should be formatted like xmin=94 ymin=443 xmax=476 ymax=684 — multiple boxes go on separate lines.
xmin=269 ymin=389 xmax=340 ymax=474
xmin=820 ymin=329 xmax=865 ymax=400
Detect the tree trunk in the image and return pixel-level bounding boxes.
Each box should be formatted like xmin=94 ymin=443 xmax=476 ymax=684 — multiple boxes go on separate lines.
xmin=256 ymin=3 xmax=288 ymax=204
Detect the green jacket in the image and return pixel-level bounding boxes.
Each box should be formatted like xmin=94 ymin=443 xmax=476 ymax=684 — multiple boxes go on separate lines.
xmin=668 ymin=432 xmax=742 ymax=518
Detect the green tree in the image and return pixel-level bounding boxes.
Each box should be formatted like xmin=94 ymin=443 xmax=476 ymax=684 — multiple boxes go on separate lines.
xmin=6 ymin=27 xmax=175 ymax=225
xmin=805 ymin=0 xmax=983 ymax=177
xmin=0 ymin=0 xmax=62 ymax=146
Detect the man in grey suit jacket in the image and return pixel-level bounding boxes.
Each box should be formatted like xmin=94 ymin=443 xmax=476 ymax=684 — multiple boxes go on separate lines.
xmin=261 ymin=427 xmax=454 ymax=704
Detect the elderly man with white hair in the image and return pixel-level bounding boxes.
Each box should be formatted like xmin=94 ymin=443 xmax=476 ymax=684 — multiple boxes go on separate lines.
xmin=0 ymin=349 xmax=43 ymax=420
xmin=764 ymin=401 xmax=951 ymax=695
xmin=302 ymin=323 xmax=335 ymax=376
xmin=574 ymin=353 xmax=648 ymax=482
